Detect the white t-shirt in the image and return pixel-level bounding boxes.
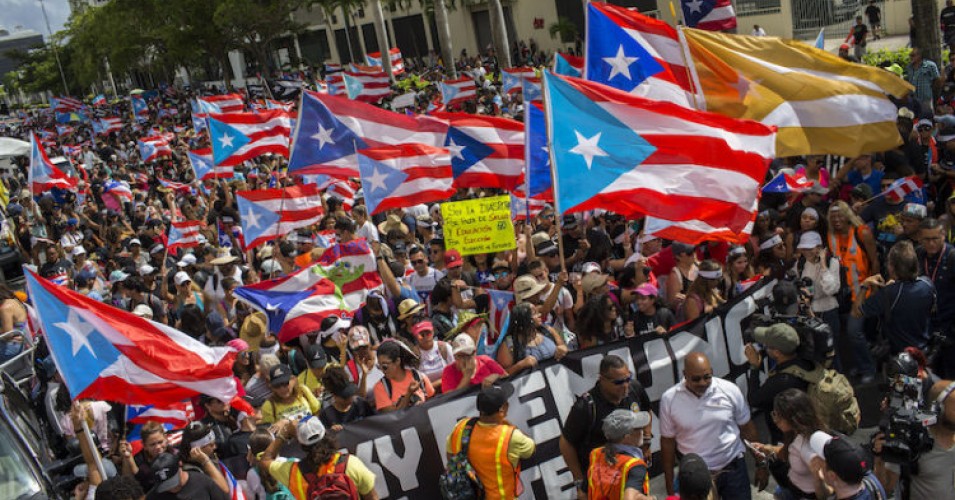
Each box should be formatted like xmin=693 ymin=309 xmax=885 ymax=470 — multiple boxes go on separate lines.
xmin=408 ymin=267 xmax=445 ymax=305
xmin=788 ymin=431 xmax=830 ymax=494
xmin=418 ymin=341 xmax=453 ymax=383
xmin=659 ymin=377 xmax=750 ymax=470
xmin=356 ymin=221 xmax=379 ymax=243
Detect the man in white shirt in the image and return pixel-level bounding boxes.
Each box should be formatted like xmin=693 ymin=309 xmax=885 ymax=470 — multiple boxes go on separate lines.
xmin=407 ymin=246 xmax=445 ymax=309
xmin=660 ymin=352 xmax=767 ymax=499
xmin=752 ymin=24 xmax=767 ymax=36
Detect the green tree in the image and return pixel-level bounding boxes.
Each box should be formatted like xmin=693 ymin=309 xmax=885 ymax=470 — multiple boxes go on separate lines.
xmin=912 ymin=0 xmax=942 ymax=64
xmin=214 ymin=0 xmax=309 ymax=76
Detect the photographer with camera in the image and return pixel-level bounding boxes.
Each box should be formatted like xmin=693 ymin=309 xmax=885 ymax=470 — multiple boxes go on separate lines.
xmin=793 ymin=231 xmax=842 ymax=361
xmin=745 ymin=323 xmax=815 ymax=443
xmin=915 ymin=218 xmax=955 ymax=379
xmin=872 ymin=380 xmax=955 ymax=499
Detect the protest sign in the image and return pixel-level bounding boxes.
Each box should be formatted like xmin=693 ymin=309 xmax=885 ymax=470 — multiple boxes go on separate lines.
xmin=442 ymin=195 xmax=516 ymax=255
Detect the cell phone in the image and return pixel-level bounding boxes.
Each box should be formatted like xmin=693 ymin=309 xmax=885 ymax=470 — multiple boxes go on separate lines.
xmin=743 ymin=439 xmax=765 ymax=460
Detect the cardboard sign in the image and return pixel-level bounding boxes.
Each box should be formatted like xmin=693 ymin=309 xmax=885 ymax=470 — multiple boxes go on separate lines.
xmin=441 ymin=195 xmax=516 ymax=255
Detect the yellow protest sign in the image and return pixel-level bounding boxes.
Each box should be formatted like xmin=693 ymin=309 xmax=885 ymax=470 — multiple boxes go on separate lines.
xmin=441 ymin=195 xmax=516 ymax=256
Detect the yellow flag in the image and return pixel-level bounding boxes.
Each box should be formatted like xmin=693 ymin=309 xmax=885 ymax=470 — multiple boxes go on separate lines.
xmin=683 ymin=28 xmax=914 ymax=158
xmin=0 ymin=178 xmax=8 ymax=207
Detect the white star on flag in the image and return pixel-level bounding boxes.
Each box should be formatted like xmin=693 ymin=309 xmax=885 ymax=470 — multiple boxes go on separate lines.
xmin=218 ymin=133 xmax=234 ymax=148
xmin=312 ymin=125 xmax=335 ymax=150
xmin=446 ymin=137 xmax=466 ymax=160
xmin=603 ymin=45 xmax=639 ymax=81
xmin=54 ymin=309 xmax=96 ymax=357
xmin=570 ymin=131 xmax=608 ymax=170
xmin=244 ymin=206 xmax=261 ymax=230
xmin=685 ymin=0 xmax=704 ymax=13
xmin=366 ymin=166 xmax=389 ymax=193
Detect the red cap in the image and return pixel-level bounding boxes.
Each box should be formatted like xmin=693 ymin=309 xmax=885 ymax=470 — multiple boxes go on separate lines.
xmin=445 ymin=249 xmax=464 ymax=268
xmin=840 ymin=43 xmax=850 ymax=50
xmin=412 ymin=320 xmax=435 ymax=336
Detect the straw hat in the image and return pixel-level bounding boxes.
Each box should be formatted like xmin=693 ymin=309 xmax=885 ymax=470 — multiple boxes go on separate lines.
xmin=397 ymin=298 xmax=425 ymax=320
xmin=378 ymin=214 xmax=409 ymax=235
xmin=210 ymin=247 xmax=238 ymax=265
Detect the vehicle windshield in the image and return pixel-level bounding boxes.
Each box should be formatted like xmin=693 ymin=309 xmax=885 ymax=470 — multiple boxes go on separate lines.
xmin=0 ymin=422 xmax=41 ymax=499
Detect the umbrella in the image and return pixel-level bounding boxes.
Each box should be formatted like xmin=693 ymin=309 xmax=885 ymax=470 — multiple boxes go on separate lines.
xmin=0 ymin=137 xmax=29 ymax=157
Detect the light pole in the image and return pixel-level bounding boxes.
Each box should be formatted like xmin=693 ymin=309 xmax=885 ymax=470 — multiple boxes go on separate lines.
xmin=39 ymin=0 xmax=70 ymax=96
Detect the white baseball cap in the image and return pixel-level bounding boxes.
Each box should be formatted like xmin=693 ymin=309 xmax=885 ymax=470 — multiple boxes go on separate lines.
xmin=174 ymin=271 xmax=192 ymax=286
xmin=177 ymin=254 xmax=197 ymax=267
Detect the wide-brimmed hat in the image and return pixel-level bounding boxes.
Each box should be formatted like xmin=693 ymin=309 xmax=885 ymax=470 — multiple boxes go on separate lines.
xmin=378 ymin=214 xmax=409 ymax=235
xmin=210 ymin=248 xmax=238 ymax=265
xmin=514 ymin=275 xmax=547 ymax=302
xmin=447 ymin=311 xmax=488 ymax=339
xmin=397 ymin=298 xmax=425 ymax=320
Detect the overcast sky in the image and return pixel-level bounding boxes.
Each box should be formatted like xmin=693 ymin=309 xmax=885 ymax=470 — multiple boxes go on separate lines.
xmin=0 ymin=0 xmax=70 ymax=37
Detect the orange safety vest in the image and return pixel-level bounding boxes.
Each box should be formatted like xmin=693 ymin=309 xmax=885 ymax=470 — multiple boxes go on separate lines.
xmin=828 ymin=225 xmax=871 ymax=302
xmin=287 ymin=452 xmax=350 ymax=500
xmin=448 ymin=419 xmax=522 ymax=500
xmin=587 ymin=447 xmax=649 ymax=500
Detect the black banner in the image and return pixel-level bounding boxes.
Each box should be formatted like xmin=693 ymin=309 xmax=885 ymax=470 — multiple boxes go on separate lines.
xmin=335 ymin=281 xmax=774 ymax=499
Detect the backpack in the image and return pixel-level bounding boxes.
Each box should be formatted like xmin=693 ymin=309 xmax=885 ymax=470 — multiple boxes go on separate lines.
xmin=440 ymin=418 xmax=485 ymax=500
xmin=778 ymin=364 xmax=860 ymax=434
xmin=298 ymin=453 xmax=360 ymax=500
xmin=265 ymin=484 xmax=295 ymax=500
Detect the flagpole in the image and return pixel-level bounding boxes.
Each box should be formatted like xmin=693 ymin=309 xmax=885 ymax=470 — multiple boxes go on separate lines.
xmin=675 ymin=25 xmax=703 ymax=111
xmin=541 ymin=72 xmax=568 ymax=274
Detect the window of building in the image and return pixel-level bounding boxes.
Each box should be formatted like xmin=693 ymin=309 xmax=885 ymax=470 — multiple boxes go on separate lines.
xmin=736 ymin=0 xmax=782 ymax=15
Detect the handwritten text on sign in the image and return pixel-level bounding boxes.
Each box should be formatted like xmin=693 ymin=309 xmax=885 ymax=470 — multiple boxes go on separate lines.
xmin=442 ymin=195 xmax=516 ymax=255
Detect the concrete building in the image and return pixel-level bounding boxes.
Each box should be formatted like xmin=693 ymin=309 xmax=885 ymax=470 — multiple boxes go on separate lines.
xmin=0 ymin=27 xmax=43 ymax=80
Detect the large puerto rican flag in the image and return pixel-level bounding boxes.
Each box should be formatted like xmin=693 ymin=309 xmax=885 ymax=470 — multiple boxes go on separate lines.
xmin=434 ymin=112 xmax=524 ymax=191
xmin=236 ymin=184 xmax=325 ymax=249
xmin=543 ymin=72 xmax=774 ymax=236
xmin=585 ymin=3 xmax=697 ymax=108
xmin=234 ymin=239 xmax=382 ymax=342
xmin=288 ymin=90 xmax=448 ymax=178
xmin=26 ymin=270 xmax=239 ymax=405
xmin=28 ymin=133 xmax=76 ymax=192
xmin=208 ymin=110 xmax=291 ymax=167
xmin=357 ymin=144 xmax=454 ymax=215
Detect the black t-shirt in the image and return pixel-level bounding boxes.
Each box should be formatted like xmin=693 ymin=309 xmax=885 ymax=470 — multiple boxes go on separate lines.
xmin=865 ymin=4 xmax=880 ymax=23
xmin=851 ymin=24 xmax=868 ymax=45
xmin=747 ymin=358 xmax=812 ymax=442
xmin=561 ymin=382 xmax=652 ymax=470
xmin=942 ymin=6 xmax=955 ymax=31
xmin=146 ymin=471 xmax=229 ymax=500
xmin=40 ymin=258 xmax=72 ymax=279
xmin=633 ymin=308 xmax=676 ymax=336
xmin=319 ymin=397 xmax=376 ymax=428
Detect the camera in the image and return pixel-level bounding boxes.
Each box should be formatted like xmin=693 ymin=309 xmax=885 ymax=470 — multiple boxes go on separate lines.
xmin=876 ymin=352 xmax=937 ymax=464
xmin=743 ymin=280 xmax=834 ymax=366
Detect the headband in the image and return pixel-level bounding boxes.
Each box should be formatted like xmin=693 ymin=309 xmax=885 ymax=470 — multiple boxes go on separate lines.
xmin=759 ymin=234 xmax=783 ymax=251
xmin=699 ymin=269 xmax=723 ymax=280
xmin=802 ymin=207 xmax=819 ymax=220
xmin=190 ymin=430 xmax=216 ymax=449
xmin=728 ymin=246 xmax=747 ymax=259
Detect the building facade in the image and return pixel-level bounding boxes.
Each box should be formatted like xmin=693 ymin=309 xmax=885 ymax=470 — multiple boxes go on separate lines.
xmin=0 ymin=28 xmax=44 ymax=80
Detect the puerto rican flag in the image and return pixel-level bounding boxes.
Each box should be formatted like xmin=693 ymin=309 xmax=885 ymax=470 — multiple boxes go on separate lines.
xmin=28 ymin=133 xmax=76 ymax=192
xmin=288 ymin=90 xmax=448 ymax=178
xmin=168 ymin=220 xmax=204 ymax=251
xmin=585 ymin=3 xmax=697 ymax=108
xmin=348 ymin=64 xmax=385 ymax=75
xmin=207 ymin=110 xmax=291 ymax=167
xmin=56 ymin=124 xmax=74 ymax=136
xmin=126 ymin=401 xmax=195 ymax=427
xmin=343 ymin=71 xmax=393 ymax=103
xmin=487 ymin=289 xmax=514 ymax=344
xmin=138 ymin=136 xmax=173 ymax=163
xmin=644 ymin=210 xmax=756 ymax=244
xmin=761 ymin=171 xmax=815 ymax=194
xmin=501 ymin=67 xmax=537 ymax=95
xmin=522 ymin=77 xmax=542 ymax=102
xmin=234 ymin=239 xmax=382 ymax=342
xmin=198 ymin=93 xmax=245 ymax=114
xmin=326 ymin=74 xmax=346 ymax=95
xmin=358 ymin=144 xmax=454 ymax=215
xmin=366 ymin=48 xmax=404 ymax=74
xmin=93 ymin=117 xmax=123 ymax=135
xmin=264 ymin=99 xmax=295 ymax=112
xmin=326 ymin=179 xmax=358 ymax=211
xmin=52 ymin=96 xmax=83 ymax=112
xmin=439 ymin=77 xmax=478 ymax=107
xmin=103 ymin=179 xmax=133 ymax=201
xmin=188 ymin=148 xmax=233 ymax=180
xmin=522 ymin=101 xmax=553 ymax=201
xmin=236 ymin=184 xmax=325 ymax=249
xmin=131 ymin=95 xmax=149 ymax=122
xmin=92 ymin=95 xmax=108 ymax=106
xmin=881 ymin=175 xmax=924 ymax=201
xmin=682 ymin=0 xmax=737 ymax=31
xmin=158 ymin=178 xmax=192 ymax=193
xmin=26 ymin=270 xmax=239 ymax=406
xmin=434 ymin=112 xmax=524 ymax=191
xmin=509 ymin=192 xmax=549 ymax=221
xmin=554 ymin=52 xmax=584 ymax=77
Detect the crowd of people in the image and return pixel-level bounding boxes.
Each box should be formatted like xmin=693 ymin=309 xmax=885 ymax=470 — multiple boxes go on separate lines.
xmin=1 ymin=18 xmax=955 ymax=500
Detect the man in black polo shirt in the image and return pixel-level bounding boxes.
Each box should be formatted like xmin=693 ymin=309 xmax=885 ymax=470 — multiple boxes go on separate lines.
xmin=559 ymin=354 xmax=651 ymax=498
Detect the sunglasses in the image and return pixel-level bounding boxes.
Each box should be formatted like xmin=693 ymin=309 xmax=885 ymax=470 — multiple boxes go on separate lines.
xmin=603 ymin=374 xmax=632 ymax=386
xmin=918 ymin=126 xmax=933 ymax=131
xmin=688 ymin=373 xmax=713 ymax=383
xmin=494 ymin=270 xmax=510 ymax=278
xmin=412 ymin=259 xmax=426 ymax=265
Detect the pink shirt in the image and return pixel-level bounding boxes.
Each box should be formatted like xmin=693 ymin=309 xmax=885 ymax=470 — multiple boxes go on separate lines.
xmin=441 ymin=355 xmax=507 ymax=393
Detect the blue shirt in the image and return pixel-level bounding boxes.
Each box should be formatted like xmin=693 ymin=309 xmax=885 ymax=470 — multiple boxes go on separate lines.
xmin=847 ymin=169 xmax=883 ymax=198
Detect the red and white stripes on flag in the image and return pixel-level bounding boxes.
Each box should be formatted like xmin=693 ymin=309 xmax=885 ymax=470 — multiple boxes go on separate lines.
xmin=236 ymin=184 xmax=325 ymax=249
xmin=502 ymin=67 xmax=537 ymax=94
xmin=686 ymin=0 xmax=738 ymax=31
xmin=343 ymin=71 xmax=393 ymax=103
xmin=881 ymin=175 xmax=924 ymax=200
xmin=434 ymin=112 xmax=525 ymax=191
xmin=97 ymin=117 xmax=123 ymax=135
xmin=54 ymin=96 xmax=83 ymax=112
xmin=643 ymin=210 xmax=756 ymax=244
xmin=440 ymin=77 xmax=478 ymax=107
xmin=509 ymin=192 xmax=549 ymax=220
xmin=366 ymin=48 xmax=405 ymax=74
xmin=199 ymin=93 xmax=245 ymax=113
xmin=588 ymin=3 xmax=698 ymax=108
xmin=167 ymin=220 xmax=203 ymax=251
xmin=327 ymin=75 xmax=346 ymax=95
xmin=208 ymin=110 xmax=291 ymax=166
xmin=358 ymin=144 xmax=454 ymax=215
xmin=326 ymin=180 xmax=358 ymax=211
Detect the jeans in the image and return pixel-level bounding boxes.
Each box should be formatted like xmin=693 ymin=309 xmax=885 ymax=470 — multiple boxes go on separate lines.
xmin=714 ymin=456 xmax=751 ymax=500
xmin=845 ymin=314 xmax=876 ymax=375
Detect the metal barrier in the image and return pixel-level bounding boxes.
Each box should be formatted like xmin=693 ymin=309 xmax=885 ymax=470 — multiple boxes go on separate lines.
xmin=0 ymin=330 xmax=35 ymax=390
xmin=792 ymin=0 xmax=873 ymax=40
